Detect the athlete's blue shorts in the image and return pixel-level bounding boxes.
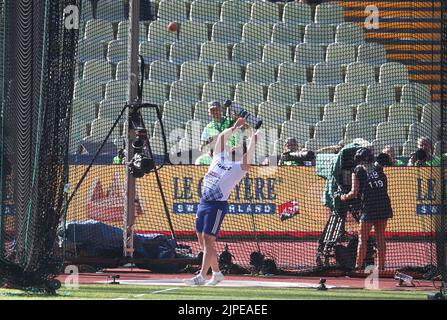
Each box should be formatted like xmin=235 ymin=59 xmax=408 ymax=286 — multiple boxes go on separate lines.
xmin=195 ymin=199 xmax=229 ymax=237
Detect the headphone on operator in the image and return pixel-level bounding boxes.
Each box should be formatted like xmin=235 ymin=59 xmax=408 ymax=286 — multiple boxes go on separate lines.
xmin=354 ymin=147 xmax=374 ymax=164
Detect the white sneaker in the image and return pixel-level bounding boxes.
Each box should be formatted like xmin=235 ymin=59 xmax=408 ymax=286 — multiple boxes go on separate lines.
xmin=205 ymin=273 xmax=224 ymax=286
xmin=183 ymin=275 xmax=206 ymax=286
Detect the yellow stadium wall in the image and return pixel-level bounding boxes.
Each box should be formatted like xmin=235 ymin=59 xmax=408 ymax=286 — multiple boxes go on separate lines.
xmin=67 ymin=166 xmax=443 ymax=238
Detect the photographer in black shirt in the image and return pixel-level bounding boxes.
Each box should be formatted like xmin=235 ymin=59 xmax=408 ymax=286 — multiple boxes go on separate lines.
xmin=339 ymin=148 xmax=393 ymax=271
xmin=278 ymin=137 xmax=316 ymax=166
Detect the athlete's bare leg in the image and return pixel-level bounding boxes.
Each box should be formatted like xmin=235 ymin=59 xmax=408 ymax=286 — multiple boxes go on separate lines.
xmin=199 ymin=233 xmax=220 ymax=278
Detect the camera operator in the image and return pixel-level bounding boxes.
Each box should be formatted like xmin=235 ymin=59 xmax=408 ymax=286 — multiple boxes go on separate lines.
xmin=278 ymin=138 xmax=316 ymax=166
xmin=339 ymin=147 xmax=393 ymax=271
xmin=408 ymin=137 xmax=440 ymax=166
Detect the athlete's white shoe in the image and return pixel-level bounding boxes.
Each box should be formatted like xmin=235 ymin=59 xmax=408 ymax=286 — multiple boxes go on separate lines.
xmin=205 ymin=272 xmax=224 ymax=286
xmin=183 ymin=275 xmax=206 ymax=286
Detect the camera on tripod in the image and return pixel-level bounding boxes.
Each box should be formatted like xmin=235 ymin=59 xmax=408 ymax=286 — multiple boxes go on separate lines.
xmin=128 ymin=132 xmax=154 ymax=178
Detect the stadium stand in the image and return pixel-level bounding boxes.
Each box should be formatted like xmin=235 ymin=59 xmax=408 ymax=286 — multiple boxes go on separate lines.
xmin=70 ymin=0 xmax=441 ymax=158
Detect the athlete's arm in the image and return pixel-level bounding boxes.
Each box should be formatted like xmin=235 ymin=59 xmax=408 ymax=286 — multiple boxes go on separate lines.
xmin=214 ymin=117 xmax=247 ymax=154
xmin=340 ymin=173 xmax=359 ymax=201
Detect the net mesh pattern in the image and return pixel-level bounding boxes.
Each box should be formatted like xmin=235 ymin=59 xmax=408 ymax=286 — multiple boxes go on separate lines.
xmin=1 ymin=0 xmax=446 ymax=282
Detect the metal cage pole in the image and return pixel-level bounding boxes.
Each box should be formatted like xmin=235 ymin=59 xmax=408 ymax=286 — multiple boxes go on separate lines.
xmin=124 ymin=0 xmax=141 ymax=258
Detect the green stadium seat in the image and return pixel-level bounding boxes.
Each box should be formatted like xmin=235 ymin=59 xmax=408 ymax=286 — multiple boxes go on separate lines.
xmin=89 ymin=118 xmax=123 ymax=142
xmin=375 ymin=122 xmax=408 ymax=146
xmin=107 ymin=40 xmax=128 ymax=64
xmin=199 ymin=42 xmax=229 ymax=65
xmin=169 ymin=80 xmax=201 ymax=105
xmin=190 ymin=0 xmax=221 ymax=24
xmin=115 ymin=60 xmax=129 ymax=80
xmin=80 ymin=0 xmax=94 ymax=21
xmin=220 ymin=0 xmax=252 ymax=25
xmin=142 ymin=81 xmax=169 ymax=108
xmin=257 ymin=102 xmax=288 ymax=129
xmin=357 ymin=43 xmax=387 ymax=67
xmin=96 ymin=0 xmax=126 ymax=23
xmin=379 ymin=62 xmax=410 ymax=86
xmin=117 ymin=21 xmax=147 ymax=41
xmin=148 ymin=20 xmax=178 ymax=44
xmin=178 ymin=21 xmax=208 ymax=45
xmin=68 ymin=120 xmax=88 ymax=154
xmin=294 ymin=43 xmax=325 ymax=66
xmin=84 ymin=19 xmax=114 ymax=43
xmin=290 ymin=102 xmax=321 ymax=124
xmin=323 ymin=103 xmax=354 ymax=125
xmin=300 ymin=84 xmax=331 ymax=105
xmin=366 ymin=83 xmax=397 ymax=106
xmin=267 ymin=82 xmax=297 ymax=105
xmin=355 ymin=103 xmax=387 ymax=124
xmin=212 ymin=61 xmax=242 ymax=85
xmin=344 ymin=121 xmax=376 ymax=144
xmin=72 ymin=99 xmax=97 ymax=124
xmin=78 ymin=39 xmax=106 ymax=62
xmin=201 ymin=82 xmax=232 ymax=103
xmin=83 ymin=59 xmax=113 ymax=84
xmin=149 ymin=60 xmax=178 ymax=84
xmin=73 ymin=80 xmax=104 ymax=102
xmin=231 ymin=42 xmax=262 ymax=65
xmin=211 ymin=22 xmax=242 ymax=44
xmin=193 ymin=101 xmax=212 ymax=124
xmin=234 ymin=82 xmax=265 ymax=105
xmin=312 ymin=120 xmax=344 ymax=144
xmin=400 ymin=83 xmax=431 ymax=106
xmin=388 ymin=104 xmax=418 ymax=124
xmin=280 ymin=120 xmax=311 ymax=145
xmin=326 ymin=43 xmax=357 ymax=66
xmin=163 ymin=101 xmax=193 ymax=125
xmin=271 ymin=23 xmax=303 ymax=45
xmin=345 ymin=62 xmax=376 ymax=85
xmin=185 ymin=119 xmax=204 ymax=149
xmin=180 ymin=61 xmax=210 ymax=84
xmin=148 ymin=135 xmax=166 ymax=155
xmin=104 ymin=80 xmax=128 ymax=101
xmin=282 ymin=2 xmax=312 ymax=26
xmin=262 ymin=43 xmax=292 ymax=65
xmin=277 ymin=62 xmax=308 ymax=85
xmin=140 ymin=41 xmax=168 ymax=64
xmin=157 ymin=0 xmax=187 ymax=22
xmin=421 ymin=103 xmax=441 ymax=125
xmin=335 ymin=22 xmax=365 ymax=45
xmin=303 ymin=23 xmax=334 ymax=46
xmin=245 ymin=62 xmax=276 ymax=85
xmin=334 ymin=83 xmax=365 ymax=106
xmin=98 ymin=100 xmax=127 ymax=122
xmin=312 ymin=62 xmax=343 ymax=86
xmin=242 ymin=22 xmax=272 ymax=45
xmin=314 ymin=2 xmax=344 ymax=25
xmin=169 ymin=42 xmax=199 ymax=65
xmin=407 ymin=122 xmax=440 ymax=142
xmin=250 ymin=1 xmax=280 ymax=24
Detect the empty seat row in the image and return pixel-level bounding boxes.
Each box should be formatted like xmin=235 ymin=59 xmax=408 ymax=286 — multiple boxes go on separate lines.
xmin=74 ymin=70 xmax=431 ymax=110
xmin=83 ymin=19 xmax=365 ymax=48
xmin=155 ymin=0 xmax=343 ymax=26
